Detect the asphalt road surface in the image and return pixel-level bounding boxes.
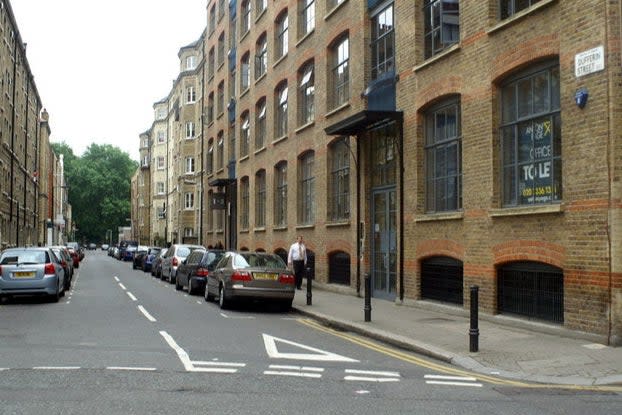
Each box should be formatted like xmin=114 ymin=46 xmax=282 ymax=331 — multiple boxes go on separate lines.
xmin=0 ymin=250 xmax=620 ymax=414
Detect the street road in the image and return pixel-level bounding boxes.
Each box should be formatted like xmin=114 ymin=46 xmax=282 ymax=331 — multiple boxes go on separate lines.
xmin=0 ymin=250 xmax=620 ymax=414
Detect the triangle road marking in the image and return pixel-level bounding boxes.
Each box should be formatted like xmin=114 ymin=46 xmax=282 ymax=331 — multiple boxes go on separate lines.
xmin=262 ymin=334 xmax=359 ymax=362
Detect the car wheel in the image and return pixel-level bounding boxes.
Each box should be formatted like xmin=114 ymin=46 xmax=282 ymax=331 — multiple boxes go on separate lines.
xmin=175 ymin=277 xmax=182 ymax=291
xmin=49 ymin=281 xmax=61 ymax=303
xmin=218 ymin=285 xmax=229 ymax=309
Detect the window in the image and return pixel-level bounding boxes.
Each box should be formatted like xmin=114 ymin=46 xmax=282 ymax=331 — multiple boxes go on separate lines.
xmin=423 ymin=0 xmax=460 ymax=59
xmin=157 ymin=182 xmax=165 ymax=195
xmin=186 ymin=55 xmax=197 ymax=70
xmin=157 ymin=131 xmax=166 ymax=143
xmin=255 ymin=170 xmax=266 ymax=228
xmin=255 ymin=98 xmax=266 ymax=149
xmin=298 ymin=62 xmax=314 ymax=125
xmin=425 ymin=99 xmax=462 ymax=212
xmin=240 ymin=112 xmax=250 ymax=157
xmin=274 ymin=161 xmax=287 ymax=226
xmin=241 ymin=0 xmax=252 ymax=34
xmin=327 ymin=0 xmax=346 ymax=10
xmin=241 ymin=52 xmax=251 ymax=91
xmin=500 ymin=62 xmax=561 ymax=207
xmin=185 ymin=122 xmax=195 ymax=139
xmin=500 ymin=0 xmax=542 ymax=19
xmin=275 ymin=11 xmax=288 ymax=60
xmin=156 ymin=107 xmax=167 ymax=120
xmin=207 ymin=92 xmax=214 ymax=124
xmin=218 ymin=32 xmax=226 ymax=67
xmin=328 ymin=138 xmax=350 ymax=221
xmin=186 ymin=86 xmax=196 ymax=104
xmin=217 ymin=81 xmax=225 ymax=114
xmin=256 ymin=0 xmax=267 ymax=17
xmin=217 ymin=131 xmax=225 ymax=170
xmin=184 ymin=227 xmax=194 ymax=238
xmin=208 ymin=47 xmax=215 ymax=78
xmin=218 ymin=0 xmax=226 ymax=19
xmin=371 ymin=3 xmax=394 ymax=79
xmin=255 ymin=34 xmax=267 ymax=79
xmin=157 ymin=156 xmax=165 ymax=170
xmin=331 ymin=35 xmax=349 ymax=108
xmin=240 ymin=177 xmax=250 ymax=229
xmin=299 ymin=152 xmax=315 ymax=224
xmin=207 ymin=138 xmax=214 ymax=174
xmin=275 ymin=82 xmax=288 ymax=138
xmin=209 ymin=5 xmax=216 ymax=34
xmin=185 ymin=192 xmax=195 ymax=209
xmin=299 ymin=0 xmax=315 ymax=38
xmin=229 ymin=126 xmax=236 ymax=161
xmin=185 ymin=156 xmax=195 ymax=174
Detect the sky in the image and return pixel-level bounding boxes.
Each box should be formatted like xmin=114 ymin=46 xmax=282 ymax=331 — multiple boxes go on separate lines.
xmin=10 ymin=0 xmax=207 ymax=161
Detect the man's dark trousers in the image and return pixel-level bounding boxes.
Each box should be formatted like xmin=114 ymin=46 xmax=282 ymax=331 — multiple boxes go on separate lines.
xmin=293 ymin=260 xmax=305 ymax=289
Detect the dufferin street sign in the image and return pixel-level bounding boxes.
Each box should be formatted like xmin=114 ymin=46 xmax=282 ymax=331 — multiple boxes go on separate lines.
xmin=575 ymin=45 xmax=604 ymax=77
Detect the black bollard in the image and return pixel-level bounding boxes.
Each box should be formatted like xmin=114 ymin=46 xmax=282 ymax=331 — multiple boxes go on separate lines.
xmin=306 ymin=266 xmax=312 ymax=306
xmin=364 ymin=272 xmax=372 ymax=322
xmin=469 ymin=285 xmax=479 ymax=352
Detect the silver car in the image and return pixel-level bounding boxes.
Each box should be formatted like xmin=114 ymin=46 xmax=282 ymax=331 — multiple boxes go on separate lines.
xmin=160 ymin=244 xmax=204 ymax=284
xmin=206 ymin=251 xmax=295 ymax=310
xmin=0 ymin=247 xmax=66 ymax=302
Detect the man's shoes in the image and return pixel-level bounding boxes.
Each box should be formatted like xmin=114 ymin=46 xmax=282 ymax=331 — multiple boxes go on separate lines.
xmin=296 ymin=287 xmax=302 ymax=290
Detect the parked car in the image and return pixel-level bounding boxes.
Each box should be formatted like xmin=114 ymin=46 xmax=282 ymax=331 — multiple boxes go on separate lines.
xmin=49 ymin=246 xmax=73 ymax=291
xmin=205 ymin=251 xmax=295 ymax=310
xmin=101 ymin=244 xmax=109 ymax=251
xmin=132 ymin=246 xmax=149 ymax=269
xmin=0 ymin=247 xmax=66 ymax=302
xmin=67 ymin=242 xmax=84 ymax=260
xmin=122 ymin=245 xmax=138 ymax=262
xmin=160 ymin=244 xmax=204 ymax=284
xmin=87 ymin=243 xmax=97 ymax=250
xmin=152 ymin=248 xmax=168 ymax=278
xmin=142 ymin=247 xmax=162 ymax=272
xmin=66 ymin=247 xmax=80 ymax=268
xmin=175 ymin=249 xmax=224 ymax=295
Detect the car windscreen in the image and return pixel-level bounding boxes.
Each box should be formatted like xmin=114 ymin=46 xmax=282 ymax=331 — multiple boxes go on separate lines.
xmin=238 ymin=253 xmax=286 ymax=269
xmin=0 ymin=250 xmax=47 ymax=265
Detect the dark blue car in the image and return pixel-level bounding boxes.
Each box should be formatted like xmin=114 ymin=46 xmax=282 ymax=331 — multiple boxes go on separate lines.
xmin=142 ymin=247 xmax=162 ymax=272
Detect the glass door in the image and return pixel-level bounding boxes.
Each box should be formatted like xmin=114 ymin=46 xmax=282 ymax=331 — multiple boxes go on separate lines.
xmin=371 ymin=188 xmax=397 ymax=300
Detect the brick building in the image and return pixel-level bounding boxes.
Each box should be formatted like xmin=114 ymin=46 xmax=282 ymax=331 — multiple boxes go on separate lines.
xmin=134 ymin=0 xmax=622 ymax=344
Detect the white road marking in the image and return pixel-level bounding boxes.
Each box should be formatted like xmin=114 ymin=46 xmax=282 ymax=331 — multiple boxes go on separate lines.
xmin=263 ymin=334 xmax=358 ymax=362
xmin=138 ymin=305 xmax=157 ymax=322
xmin=220 ymin=312 xmax=255 ymax=319
xmin=425 ymin=380 xmax=483 ymax=387
xmin=424 ymin=375 xmax=477 ymax=381
xmin=118 ymin=283 xmax=127 ymax=290
xmin=127 ymin=292 xmax=137 ymax=301
xmin=159 ymin=331 xmax=243 ymax=373
xmin=344 ymin=376 xmax=400 ymax=382
xmin=355 ymin=390 xmax=371 ymax=395
xmin=346 ymin=369 xmax=400 ymax=377
xmin=106 ymin=367 xmax=157 ymax=371
xmin=264 ymin=370 xmax=322 ymax=378
xmin=114 ymin=276 xmax=120 ymax=282
xmin=269 ymin=365 xmax=325 ymax=372
xmin=344 ymin=369 xmax=401 ymax=383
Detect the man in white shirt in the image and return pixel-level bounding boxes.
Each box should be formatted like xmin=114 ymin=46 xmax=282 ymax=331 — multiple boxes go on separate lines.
xmin=287 ymin=235 xmax=307 ymax=290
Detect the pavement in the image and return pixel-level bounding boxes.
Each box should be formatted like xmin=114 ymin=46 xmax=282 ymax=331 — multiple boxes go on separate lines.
xmin=292 ymin=281 xmax=622 ymax=387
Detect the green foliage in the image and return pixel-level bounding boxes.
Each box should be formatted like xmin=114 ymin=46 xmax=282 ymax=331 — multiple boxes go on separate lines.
xmin=51 ymin=142 xmax=138 ymax=244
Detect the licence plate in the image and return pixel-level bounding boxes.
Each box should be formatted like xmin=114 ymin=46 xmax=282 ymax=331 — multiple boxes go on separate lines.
xmin=253 ymin=272 xmax=278 ymax=280
xmin=13 ymin=271 xmax=35 ymax=279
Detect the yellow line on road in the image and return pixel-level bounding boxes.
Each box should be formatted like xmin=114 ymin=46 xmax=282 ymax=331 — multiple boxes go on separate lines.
xmin=297 ymin=318 xmax=622 ymax=393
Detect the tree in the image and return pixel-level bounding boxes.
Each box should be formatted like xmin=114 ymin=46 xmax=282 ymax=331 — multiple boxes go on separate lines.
xmin=51 ymin=142 xmax=138 ymax=244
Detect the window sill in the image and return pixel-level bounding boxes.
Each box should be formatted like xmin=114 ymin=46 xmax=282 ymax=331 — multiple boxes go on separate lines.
xmin=272 ymin=135 xmax=287 ymax=146
xmin=296 ymin=224 xmax=315 ymax=230
xmin=240 ymin=87 xmax=250 ymax=99
xmin=415 ymin=211 xmax=464 ymax=223
xmin=217 ymin=62 xmax=224 ymax=72
xmin=273 ymin=54 xmax=287 ymax=69
xmin=240 ymin=30 xmax=249 ymax=43
xmin=295 ymin=121 xmax=315 ymax=134
xmin=254 ymin=146 xmax=266 ymax=156
xmin=489 ymin=204 xmax=563 ymax=218
xmin=413 ymin=44 xmax=461 ymax=73
xmin=255 ymin=9 xmax=267 ymax=23
xmin=296 ymin=29 xmax=314 ymax=48
xmin=273 ymin=226 xmax=288 ymax=232
xmin=255 ymin=73 xmax=267 ymax=85
xmin=487 ymin=0 xmax=558 ymax=35
xmin=254 ymin=227 xmax=266 ymax=233
xmin=325 ymin=102 xmax=350 ymax=119
xmin=326 ymin=220 xmax=350 ymax=228
xmin=240 ymin=228 xmax=249 ymax=234
xmin=324 ymin=0 xmax=349 ymax=21
xmin=239 ymin=154 xmax=249 ymax=163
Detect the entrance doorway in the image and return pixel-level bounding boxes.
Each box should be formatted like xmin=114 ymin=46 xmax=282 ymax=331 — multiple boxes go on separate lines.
xmin=371 ymin=188 xmax=397 ymax=300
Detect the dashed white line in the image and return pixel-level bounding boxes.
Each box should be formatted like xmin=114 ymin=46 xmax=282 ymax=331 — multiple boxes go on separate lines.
xmin=114 ymin=276 xmax=120 ymax=282
xmin=264 ymin=364 xmax=324 ymax=379
xmin=33 ymin=366 xmax=81 ymax=370
xmin=424 ymin=374 xmax=483 ymax=387
xmin=138 ymin=305 xmax=157 ymax=322
xmin=127 ymin=292 xmax=137 ymax=301
xmin=106 ymin=367 xmax=157 ymax=371
xmin=344 ymin=369 xmax=401 ymax=383
xmin=118 ymin=283 xmax=127 ymax=290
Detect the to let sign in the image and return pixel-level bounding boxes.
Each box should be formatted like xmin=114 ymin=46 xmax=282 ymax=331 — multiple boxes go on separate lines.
xmin=575 ymin=46 xmax=604 ymax=77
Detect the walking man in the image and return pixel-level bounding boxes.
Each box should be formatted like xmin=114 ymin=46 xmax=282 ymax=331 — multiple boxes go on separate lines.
xmin=287 ymin=235 xmax=307 ymax=290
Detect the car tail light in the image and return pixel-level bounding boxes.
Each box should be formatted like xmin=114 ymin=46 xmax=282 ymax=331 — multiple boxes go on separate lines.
xmin=231 ymin=271 xmax=252 ymax=281
xmin=172 ymin=257 xmax=178 ymax=267
xmin=196 ymin=267 xmax=209 ymax=277
xmin=44 ymin=263 xmax=56 ymax=274
xmin=279 ymin=274 xmax=295 ymax=285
